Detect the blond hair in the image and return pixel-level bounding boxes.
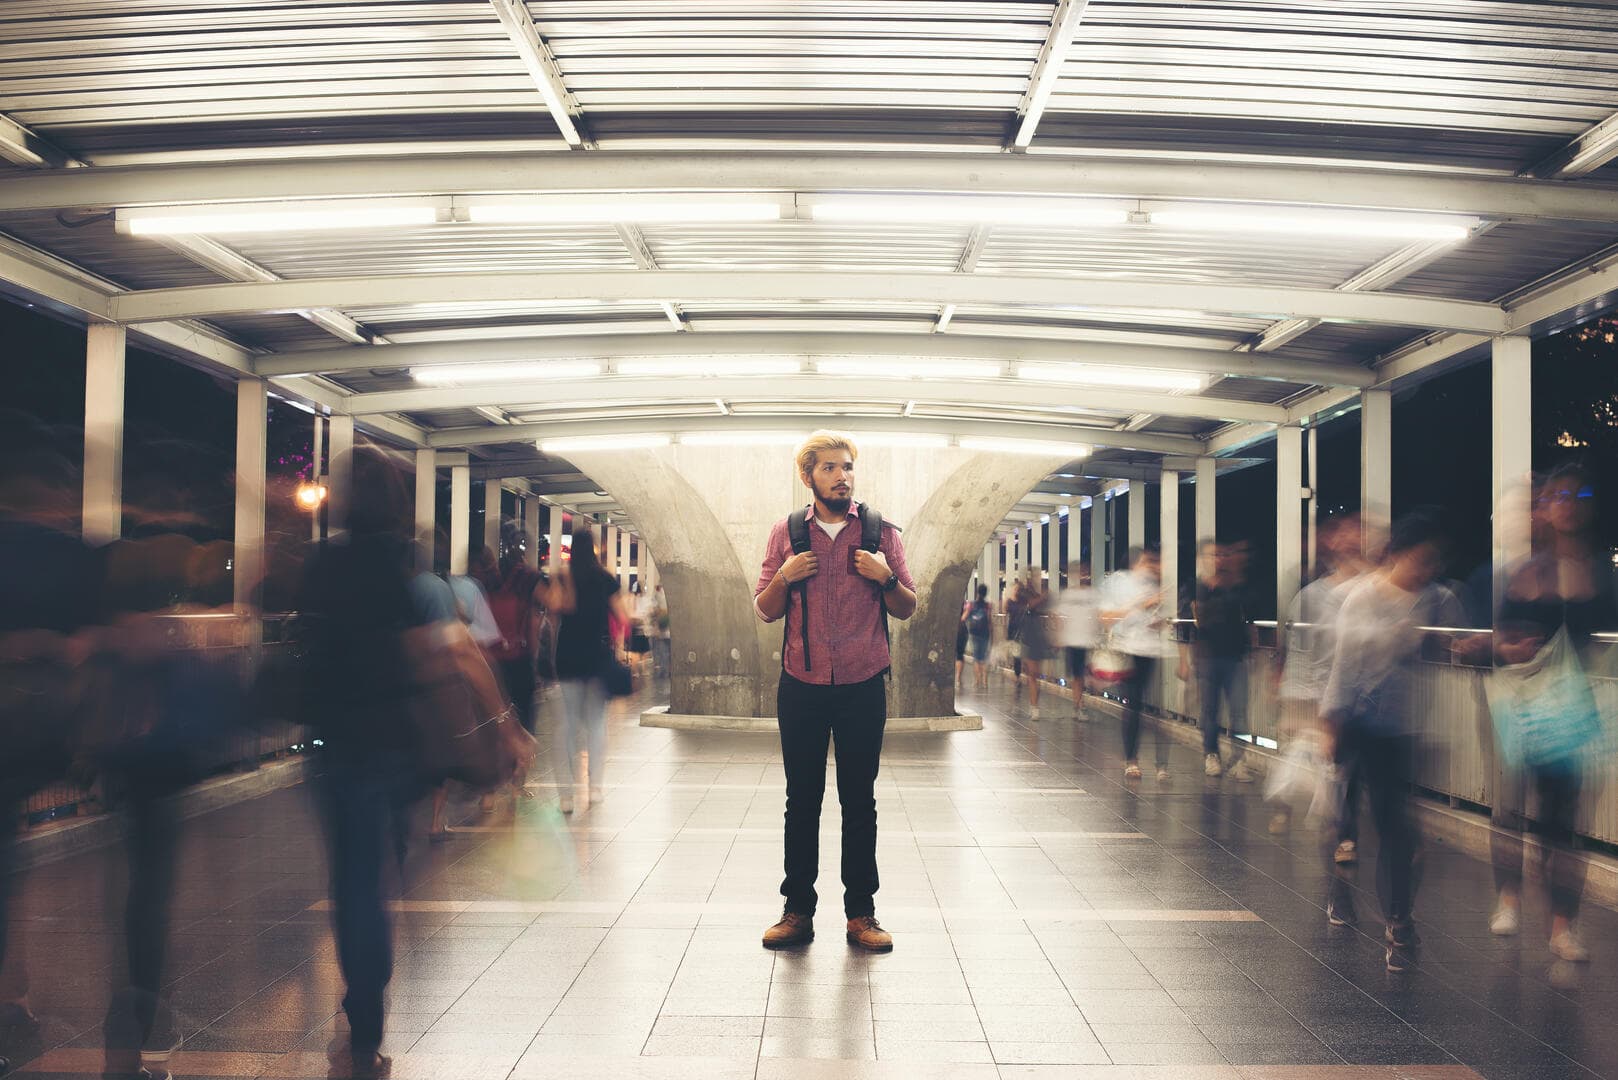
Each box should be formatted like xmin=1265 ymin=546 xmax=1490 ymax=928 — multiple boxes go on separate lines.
xmin=795 ymin=429 xmax=859 ymax=478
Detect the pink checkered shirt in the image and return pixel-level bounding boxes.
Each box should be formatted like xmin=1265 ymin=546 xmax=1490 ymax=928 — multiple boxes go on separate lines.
xmin=755 ymin=503 xmax=915 ymax=686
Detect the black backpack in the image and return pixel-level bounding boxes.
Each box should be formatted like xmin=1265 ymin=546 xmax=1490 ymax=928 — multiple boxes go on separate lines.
xmin=783 ymin=504 xmax=891 ymax=673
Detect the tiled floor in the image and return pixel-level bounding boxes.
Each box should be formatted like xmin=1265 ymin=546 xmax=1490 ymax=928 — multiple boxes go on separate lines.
xmin=1 ymin=675 xmax=1611 ymax=1079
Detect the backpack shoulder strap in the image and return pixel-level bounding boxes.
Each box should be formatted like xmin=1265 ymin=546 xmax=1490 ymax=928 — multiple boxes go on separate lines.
xmin=783 ymin=506 xmax=813 ymax=671
xmin=859 ymin=506 xmax=884 ymax=552
xmin=786 ymin=506 xmax=812 ymax=553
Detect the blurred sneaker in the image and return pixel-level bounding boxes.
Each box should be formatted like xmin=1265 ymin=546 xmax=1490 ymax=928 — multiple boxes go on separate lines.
xmin=1268 ymin=810 xmax=1290 ymax=834
xmin=1204 ymin=754 xmax=1223 ymax=777
xmin=588 ymin=786 xmax=606 ymax=806
xmin=1489 ymin=904 xmax=1520 ymax=937
xmin=1030 ymin=706 xmax=1041 ymax=720
xmin=1384 ymin=924 xmax=1417 ymax=972
xmin=1228 ymin=759 xmax=1255 ymax=783
xmin=1550 ymin=930 xmax=1590 ymax=963
xmin=1156 ymin=767 xmax=1171 ymax=782
xmin=1327 ymin=900 xmax=1357 ymax=927
xmin=1333 ymin=840 xmax=1357 ymax=864
xmin=559 ymin=793 xmax=574 ymax=814
xmin=1124 ymin=762 xmax=1142 ymax=780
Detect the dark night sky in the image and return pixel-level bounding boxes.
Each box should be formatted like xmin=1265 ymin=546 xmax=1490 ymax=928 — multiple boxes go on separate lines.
xmin=5 ymin=300 xmax=1616 ymax=614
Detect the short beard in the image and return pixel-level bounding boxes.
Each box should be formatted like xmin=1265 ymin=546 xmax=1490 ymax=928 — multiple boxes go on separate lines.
xmin=818 ymin=494 xmax=852 ymax=515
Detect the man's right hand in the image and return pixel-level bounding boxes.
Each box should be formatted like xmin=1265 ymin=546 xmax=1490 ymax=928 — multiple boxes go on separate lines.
xmin=780 ymin=552 xmax=819 ymax=583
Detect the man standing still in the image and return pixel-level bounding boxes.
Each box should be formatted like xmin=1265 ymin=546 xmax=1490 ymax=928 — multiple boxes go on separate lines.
xmin=754 ymin=431 xmax=918 ymax=952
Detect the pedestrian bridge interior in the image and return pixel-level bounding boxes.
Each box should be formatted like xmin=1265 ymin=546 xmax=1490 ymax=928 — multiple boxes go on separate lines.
xmin=3 ymin=3 xmax=1618 ymax=1079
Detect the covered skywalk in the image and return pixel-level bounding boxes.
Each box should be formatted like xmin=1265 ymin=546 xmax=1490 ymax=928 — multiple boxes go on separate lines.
xmin=3 ymin=3 xmax=1618 ymax=1078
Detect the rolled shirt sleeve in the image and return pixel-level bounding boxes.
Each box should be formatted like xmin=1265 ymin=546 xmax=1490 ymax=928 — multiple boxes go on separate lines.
xmin=755 ymin=518 xmax=790 ymax=623
xmin=880 ymin=523 xmax=916 ymax=593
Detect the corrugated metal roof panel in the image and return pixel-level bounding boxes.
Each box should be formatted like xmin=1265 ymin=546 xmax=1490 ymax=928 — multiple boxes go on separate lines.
xmin=0 ymin=212 xmax=225 ymax=290
xmin=1390 ymin=223 xmax=1618 ymax=303
xmin=228 ymin=225 xmax=638 ymax=277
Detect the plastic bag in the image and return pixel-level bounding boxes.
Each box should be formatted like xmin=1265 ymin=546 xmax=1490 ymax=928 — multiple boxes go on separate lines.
xmin=1486 ymin=628 xmax=1602 ymax=768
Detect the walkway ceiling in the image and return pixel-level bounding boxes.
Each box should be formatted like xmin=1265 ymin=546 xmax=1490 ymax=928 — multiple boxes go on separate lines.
xmin=2 ymin=0 xmax=1618 ymax=531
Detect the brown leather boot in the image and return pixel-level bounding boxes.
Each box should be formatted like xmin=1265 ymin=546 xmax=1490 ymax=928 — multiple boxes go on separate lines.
xmin=846 ymin=915 xmax=893 ymax=952
xmin=762 ymin=911 xmax=814 ymax=949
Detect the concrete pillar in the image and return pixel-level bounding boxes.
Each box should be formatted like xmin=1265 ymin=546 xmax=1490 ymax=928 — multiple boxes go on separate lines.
xmin=233 ymin=379 xmax=267 ymax=613
xmin=1090 ymin=494 xmax=1106 ymax=578
xmin=326 ymin=415 xmax=354 ymax=537
xmin=1160 ymin=468 xmax=1179 ymax=622
xmin=1276 ymin=424 xmax=1304 ymax=629
xmin=310 ymin=415 xmax=325 ymax=542
xmin=1361 ymin=387 xmax=1392 ymax=548
xmin=449 ymin=464 xmax=470 ymax=575
xmin=523 ymin=497 xmax=541 ymax=569
xmin=414 ymin=449 xmax=435 ymax=572
xmin=483 ymin=479 xmax=501 ymax=558
xmin=82 ymin=324 xmax=126 ymax=546
xmin=1493 ymin=336 xmax=1533 ymax=607
xmin=1128 ymin=480 xmax=1146 ymax=556
xmin=1195 ymin=456 xmax=1217 ymax=547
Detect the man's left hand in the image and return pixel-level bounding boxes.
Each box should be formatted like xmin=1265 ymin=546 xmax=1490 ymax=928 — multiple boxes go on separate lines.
xmin=853 ymin=549 xmax=892 ymax=584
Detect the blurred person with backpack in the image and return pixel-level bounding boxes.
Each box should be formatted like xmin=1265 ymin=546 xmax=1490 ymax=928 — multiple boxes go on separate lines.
xmin=963 ymin=584 xmax=993 ymax=690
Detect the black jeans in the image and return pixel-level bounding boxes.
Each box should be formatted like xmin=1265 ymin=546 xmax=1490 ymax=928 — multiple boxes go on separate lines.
xmin=1329 ymin=729 xmax=1418 ymax=928
xmin=316 ymin=751 xmax=402 ymax=1056
xmin=1120 ymin=656 xmax=1166 ymax=767
xmin=499 ymin=656 xmax=538 ymax=735
xmin=1492 ymin=761 xmax=1585 ymax=920
xmin=1198 ymin=654 xmax=1247 ymax=755
xmin=777 ymin=672 xmax=886 ymax=919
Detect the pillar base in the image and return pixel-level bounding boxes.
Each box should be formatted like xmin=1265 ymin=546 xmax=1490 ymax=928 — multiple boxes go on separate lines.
xmin=639 ymin=706 xmax=982 ymax=733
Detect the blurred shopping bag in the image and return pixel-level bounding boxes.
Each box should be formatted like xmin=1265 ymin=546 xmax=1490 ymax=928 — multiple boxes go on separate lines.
xmin=1486 ymin=628 xmax=1601 ymax=768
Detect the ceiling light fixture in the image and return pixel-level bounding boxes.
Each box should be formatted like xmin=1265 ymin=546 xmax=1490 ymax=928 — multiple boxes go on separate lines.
xmin=616 ymin=358 xmax=803 ymax=377
xmin=117 ymin=200 xmax=441 ymax=235
xmin=809 ymin=196 xmax=1129 ymax=227
xmin=815 ymin=358 xmax=1003 ymax=380
xmin=1017 ymin=364 xmax=1205 ymax=391
xmin=855 ymin=433 xmax=952 ymax=449
xmin=412 ymin=361 xmax=601 ymax=384
xmin=959 ymin=437 xmax=1091 ymax=458
xmin=677 ymin=431 xmax=803 ymax=447
xmin=465 ymin=195 xmax=783 ymax=225
xmin=539 ymin=434 xmax=672 ymax=454
xmin=1147 ymin=208 xmax=1473 ymax=242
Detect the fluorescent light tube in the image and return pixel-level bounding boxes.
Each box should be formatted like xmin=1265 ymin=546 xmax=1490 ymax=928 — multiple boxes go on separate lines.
xmin=466 ymin=196 xmax=782 ymax=225
xmin=412 ymin=361 xmax=600 ymax=384
xmin=1149 ymin=209 xmax=1472 ymax=242
xmin=119 ymin=201 xmax=439 ymax=235
xmin=616 ymin=358 xmax=802 ymax=377
xmin=816 ymin=358 xmax=1003 ymax=379
xmin=1018 ymin=364 xmax=1205 ymax=391
xmin=856 ymin=433 xmax=952 ymax=448
xmin=959 ymin=437 xmax=1090 ymax=458
xmin=810 ymin=196 xmax=1129 ymax=227
xmin=678 ymin=431 xmax=803 ymax=447
xmin=540 ymin=434 xmax=672 ymax=453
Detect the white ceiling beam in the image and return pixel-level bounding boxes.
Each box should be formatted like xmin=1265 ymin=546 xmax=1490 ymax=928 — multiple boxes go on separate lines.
xmin=342 ymin=373 xmax=1287 ymax=424
xmin=0 ymin=112 xmax=83 ymax=169
xmin=1011 ymin=0 xmax=1091 ymax=149
xmin=425 ymin=412 xmax=1200 ymax=456
xmin=935 ymin=225 xmax=991 ymax=333
xmin=1504 ymin=245 xmax=1618 ymax=337
xmin=487 ymin=0 xmax=585 ymax=147
xmin=1527 ymin=109 xmax=1618 ymax=178
xmin=10 ymin=152 xmax=1618 ymax=225
xmin=112 ymin=270 xmax=1508 ymax=333
xmin=258 ymin=330 xmax=1369 ymax=385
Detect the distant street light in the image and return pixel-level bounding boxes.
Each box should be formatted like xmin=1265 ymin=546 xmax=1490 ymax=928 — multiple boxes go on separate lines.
xmin=295 ymin=481 xmax=328 ymax=511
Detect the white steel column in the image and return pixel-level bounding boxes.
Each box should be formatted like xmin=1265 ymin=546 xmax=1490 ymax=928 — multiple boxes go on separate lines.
xmin=1307 ymin=424 xmax=1319 ymax=579
xmin=1493 ymin=336 xmax=1533 ymax=608
xmin=1091 ymin=495 xmax=1107 ymax=576
xmin=483 ymin=479 xmax=502 ymax=557
xmin=414 ymin=449 xmax=435 ymax=572
xmin=310 ymin=414 xmax=325 ymax=541
xmin=523 ymin=497 xmax=541 ymax=569
xmin=326 ymin=415 xmax=354 ymax=537
xmin=449 ymin=464 xmax=470 ymax=575
xmin=1195 ymin=456 xmax=1217 ymax=547
xmin=996 ymin=536 xmax=1007 ymax=605
xmin=1276 ymin=425 xmax=1305 ymax=629
xmin=1128 ymin=481 xmax=1146 ymax=556
xmin=1054 ymin=506 xmax=1072 ymax=598
xmin=1159 ymin=469 xmax=1180 ymax=621
xmin=546 ymin=506 xmax=560 ymax=574
xmin=82 ymin=324 xmax=125 ymax=546
xmin=604 ymin=524 xmax=619 ymax=578
xmin=1031 ymin=517 xmax=1045 ymax=589
xmin=1361 ymin=387 xmax=1392 ymax=542
xmin=233 ymin=379 xmax=267 ymax=612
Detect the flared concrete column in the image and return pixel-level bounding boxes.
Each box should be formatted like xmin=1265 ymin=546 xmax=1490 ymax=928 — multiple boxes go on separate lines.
xmin=523 ymin=497 xmax=541 ymax=569
xmin=1277 ymin=424 xmax=1304 ymax=629
xmin=1361 ymin=387 xmax=1391 ymax=549
xmin=82 ymin=324 xmax=125 ymax=546
xmin=233 ymin=379 xmax=267 ymax=612
xmin=1493 ymin=336 xmax=1533 ymax=607
xmin=483 ymin=479 xmax=501 ymax=557
xmin=414 ymin=449 xmax=435 ymax=572
xmin=1195 ymin=456 xmax=1217 ymax=547
xmin=326 ymin=415 xmax=354 ymax=537
xmin=449 ymin=463 xmax=470 ymax=575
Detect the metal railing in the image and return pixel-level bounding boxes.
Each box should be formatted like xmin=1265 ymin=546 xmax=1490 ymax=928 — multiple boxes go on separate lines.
xmin=992 ymin=610 xmax=1618 ymax=847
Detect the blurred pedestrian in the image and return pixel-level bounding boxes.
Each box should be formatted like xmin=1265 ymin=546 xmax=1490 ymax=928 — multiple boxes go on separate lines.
xmin=1021 ymin=584 xmax=1055 ymax=717
xmin=1189 ymin=540 xmax=1256 ymax=781
xmin=964 ymin=584 xmax=993 ymax=690
xmin=1005 ymin=581 xmax=1027 ymax=692
xmin=1489 ymin=464 xmax=1617 ymax=961
xmin=1321 ymin=511 xmax=1465 ymax=970
xmin=649 ymin=582 xmax=671 ymax=683
xmin=546 ymin=527 xmax=629 ymax=813
xmin=1102 ymin=547 xmax=1172 ymax=781
xmin=1057 ymin=562 xmax=1101 ymax=712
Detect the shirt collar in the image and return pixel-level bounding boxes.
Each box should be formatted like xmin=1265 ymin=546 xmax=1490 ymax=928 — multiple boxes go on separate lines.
xmin=804 ymin=502 xmax=861 ymax=523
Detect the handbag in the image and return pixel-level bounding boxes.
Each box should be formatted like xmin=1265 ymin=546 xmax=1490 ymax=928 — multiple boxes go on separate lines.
xmin=602 ymin=648 xmax=634 ymax=698
xmin=1485 ymin=627 xmax=1602 ymax=768
xmin=410 ymin=641 xmax=533 ymax=790
xmin=1086 ymin=631 xmax=1135 ymax=687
